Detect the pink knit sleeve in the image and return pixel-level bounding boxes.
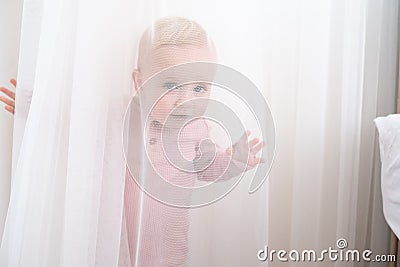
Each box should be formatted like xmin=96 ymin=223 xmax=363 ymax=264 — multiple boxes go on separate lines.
xmin=195 ymin=120 xmax=247 ymax=182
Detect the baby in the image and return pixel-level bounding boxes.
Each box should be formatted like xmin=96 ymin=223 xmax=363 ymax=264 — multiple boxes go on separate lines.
xmin=0 ymin=17 xmax=264 ymax=267
xmin=122 ymin=17 xmax=265 ymax=267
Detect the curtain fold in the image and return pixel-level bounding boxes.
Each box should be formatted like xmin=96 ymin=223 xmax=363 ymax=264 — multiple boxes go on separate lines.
xmin=0 ymin=0 xmax=23 ymax=242
xmin=2 ymin=0 xmax=136 ymax=265
xmin=267 ymin=1 xmax=398 ymax=266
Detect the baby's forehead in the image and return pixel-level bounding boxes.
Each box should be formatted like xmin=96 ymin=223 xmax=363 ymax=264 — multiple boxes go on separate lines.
xmin=147 ymin=43 xmax=216 ymax=59
xmin=140 ymin=45 xmax=217 ymax=79
xmin=155 ymin=64 xmax=216 ymax=82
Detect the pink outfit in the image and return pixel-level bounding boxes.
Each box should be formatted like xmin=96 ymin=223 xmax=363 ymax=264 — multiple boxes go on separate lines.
xmin=121 ymin=101 xmax=243 ymax=266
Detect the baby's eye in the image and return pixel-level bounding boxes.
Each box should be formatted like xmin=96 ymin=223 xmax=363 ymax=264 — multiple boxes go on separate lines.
xmin=163 ymin=82 xmax=178 ymax=90
xmin=193 ymin=85 xmax=206 ymax=93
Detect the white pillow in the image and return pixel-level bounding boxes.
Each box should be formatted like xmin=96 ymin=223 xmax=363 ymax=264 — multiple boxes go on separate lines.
xmin=374 ymin=114 xmax=400 ymax=239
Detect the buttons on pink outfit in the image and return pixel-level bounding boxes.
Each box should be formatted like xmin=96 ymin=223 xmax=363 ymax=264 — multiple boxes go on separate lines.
xmin=148 ymin=120 xmax=162 ymax=145
xmin=149 ymin=138 xmax=157 ymax=145
xmin=150 ymin=120 xmax=161 ymax=128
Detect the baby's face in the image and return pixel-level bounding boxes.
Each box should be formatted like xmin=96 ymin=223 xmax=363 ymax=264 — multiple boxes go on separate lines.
xmin=135 ymin=45 xmax=217 ymax=124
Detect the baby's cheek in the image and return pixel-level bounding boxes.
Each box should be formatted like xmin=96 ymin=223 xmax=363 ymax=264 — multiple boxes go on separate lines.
xmin=151 ymin=98 xmax=174 ymax=117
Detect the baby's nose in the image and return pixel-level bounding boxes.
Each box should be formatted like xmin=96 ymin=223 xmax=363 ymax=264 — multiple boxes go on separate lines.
xmin=174 ymin=87 xmax=192 ymax=105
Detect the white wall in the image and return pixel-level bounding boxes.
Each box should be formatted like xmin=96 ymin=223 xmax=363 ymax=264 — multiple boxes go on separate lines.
xmin=0 ymin=0 xmax=23 ymax=240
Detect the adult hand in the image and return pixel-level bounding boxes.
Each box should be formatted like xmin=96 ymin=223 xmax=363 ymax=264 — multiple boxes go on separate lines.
xmin=0 ymin=78 xmax=16 ymax=115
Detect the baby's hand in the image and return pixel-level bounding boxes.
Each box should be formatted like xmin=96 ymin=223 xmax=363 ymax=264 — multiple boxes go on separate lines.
xmin=0 ymin=78 xmax=16 ymax=114
xmin=225 ymin=130 xmax=265 ymax=170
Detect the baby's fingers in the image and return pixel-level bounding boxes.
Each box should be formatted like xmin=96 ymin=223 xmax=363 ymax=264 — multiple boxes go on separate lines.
xmin=246 ymin=156 xmax=265 ymax=170
xmin=255 ymin=157 xmax=265 ymax=164
xmin=0 ymin=86 xmax=16 ymax=100
xmin=237 ymin=130 xmax=251 ymax=145
xmin=251 ymin=141 xmax=265 ymax=154
xmin=248 ymin=138 xmax=259 ymax=148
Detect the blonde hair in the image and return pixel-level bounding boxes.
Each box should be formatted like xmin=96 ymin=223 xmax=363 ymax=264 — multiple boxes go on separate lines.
xmin=137 ymin=17 xmax=213 ymax=69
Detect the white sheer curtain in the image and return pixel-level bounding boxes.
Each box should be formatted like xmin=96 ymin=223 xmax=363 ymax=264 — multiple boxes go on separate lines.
xmin=1 ymin=0 xmax=270 ymax=266
xmin=267 ymin=0 xmax=398 ymax=266
xmin=0 ymin=0 xmax=23 ymax=242
xmin=0 ymin=0 xmax=398 ymax=267
xmin=1 ymin=0 xmax=136 ymax=265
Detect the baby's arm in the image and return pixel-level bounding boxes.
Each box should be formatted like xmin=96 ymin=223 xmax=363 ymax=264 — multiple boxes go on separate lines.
xmin=196 ymin=125 xmax=264 ymax=182
xmin=195 ymin=142 xmax=235 ymax=182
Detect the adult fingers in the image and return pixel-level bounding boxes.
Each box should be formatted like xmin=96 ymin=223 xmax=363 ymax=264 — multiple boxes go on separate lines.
xmin=0 ymin=86 xmax=16 ymax=100
xmin=0 ymin=96 xmax=15 ymax=107
xmin=5 ymin=105 xmax=14 ymax=114
xmin=10 ymin=78 xmax=17 ymax=88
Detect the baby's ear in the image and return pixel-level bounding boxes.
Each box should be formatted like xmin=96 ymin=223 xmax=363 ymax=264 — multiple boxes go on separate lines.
xmin=132 ymin=69 xmax=142 ymax=91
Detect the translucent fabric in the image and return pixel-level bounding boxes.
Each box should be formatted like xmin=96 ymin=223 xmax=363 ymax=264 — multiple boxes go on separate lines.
xmin=0 ymin=0 xmax=22 ymax=242
xmin=1 ymin=0 xmax=398 ymax=266
xmin=1 ymin=0 xmax=271 ymax=266
xmin=1 ymin=0 xmax=136 ymax=266
xmin=121 ymin=7 xmax=273 ymax=267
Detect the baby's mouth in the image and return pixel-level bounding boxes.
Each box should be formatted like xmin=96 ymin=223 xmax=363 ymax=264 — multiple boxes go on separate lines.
xmin=171 ymin=114 xmax=189 ymax=121
xmin=170 ymin=114 xmax=188 ymax=119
